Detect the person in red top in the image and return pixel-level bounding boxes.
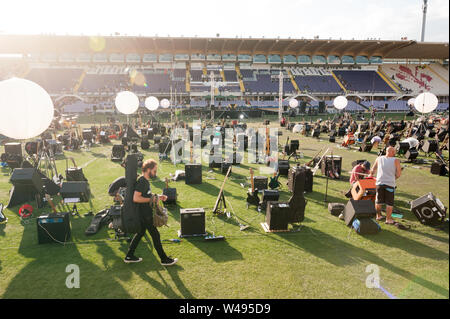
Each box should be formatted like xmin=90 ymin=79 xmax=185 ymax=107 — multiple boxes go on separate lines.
xmin=345 ymin=161 xmax=371 ymax=198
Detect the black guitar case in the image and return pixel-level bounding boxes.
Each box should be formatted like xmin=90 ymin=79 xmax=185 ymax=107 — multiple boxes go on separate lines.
xmin=85 ymin=208 xmax=110 ymax=235
xmin=120 ymin=154 xmax=142 ymax=233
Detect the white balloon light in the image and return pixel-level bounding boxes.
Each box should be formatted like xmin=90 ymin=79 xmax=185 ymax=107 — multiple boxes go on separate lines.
xmin=160 ymin=98 xmax=171 ymax=109
xmin=333 ymin=96 xmax=348 ymax=110
xmin=289 ymin=99 xmax=299 ymax=108
xmin=414 ymin=92 xmax=438 ymax=114
xmin=145 ymin=96 xmax=159 ymax=111
xmin=0 ymin=78 xmax=54 ymax=139
xmin=407 ymin=98 xmax=415 ymax=106
xmin=115 ymin=91 xmax=139 ymax=114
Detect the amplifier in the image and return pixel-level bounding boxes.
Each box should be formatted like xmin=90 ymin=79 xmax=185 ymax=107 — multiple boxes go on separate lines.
xmin=421 ymin=140 xmax=438 ymax=153
xmin=140 ymin=139 xmax=150 ymax=150
xmin=221 ymin=162 xmax=232 ymax=175
xmin=147 ymin=129 xmax=154 ymax=140
xmin=209 ymin=154 xmax=223 ymax=168
xmin=405 ymin=149 xmax=419 ymax=161
xmin=411 ymin=193 xmax=447 ymax=226
xmin=154 ymin=135 xmax=161 ymax=144
xmin=179 ymin=208 xmax=206 ymax=237
xmin=425 ymin=129 xmax=436 ymax=138
xmin=111 ymin=145 xmax=125 ymax=161
xmin=431 ymin=161 xmax=447 ymax=176
xmin=344 ymin=199 xmax=377 ymax=226
xmin=37 ymin=212 xmax=71 ymax=244
xmin=321 ymin=155 xmax=342 ymax=178
xmin=260 ymin=190 xmax=279 ymax=211
xmin=359 ymin=143 xmax=373 ymax=152
xmin=158 ymin=140 xmax=171 ymax=154
xmin=82 ymin=129 xmax=93 ymax=141
xmin=338 ymin=127 xmax=346 ymax=137
xmin=163 ymin=187 xmax=177 ymax=204
xmin=60 ymin=181 xmax=91 ymax=202
xmin=328 ymin=202 xmax=345 ymax=216
xmin=396 ymin=142 xmax=410 ymax=155
xmin=329 ymin=136 xmax=336 ymax=143
xmin=5 ymin=142 xmax=22 ymax=156
xmin=253 ymin=176 xmax=268 ymax=191
xmin=10 ymin=168 xmax=43 ymax=191
xmin=311 ymin=129 xmax=320 ymax=138
xmin=288 ymin=165 xmax=313 ymax=193
xmin=266 ymin=202 xmax=290 ymax=231
xmin=66 ymin=167 xmax=87 ymax=182
xmin=185 ymin=164 xmax=202 ymax=184
xmin=289 ymin=140 xmax=299 ymax=153
xmin=278 ymin=160 xmax=290 ymax=176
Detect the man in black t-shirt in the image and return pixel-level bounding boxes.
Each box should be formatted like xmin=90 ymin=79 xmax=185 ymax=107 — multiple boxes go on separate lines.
xmin=124 ymin=159 xmax=178 ymax=266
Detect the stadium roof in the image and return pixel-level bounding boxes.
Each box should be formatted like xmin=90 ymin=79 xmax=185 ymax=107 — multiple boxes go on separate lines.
xmin=0 ymin=34 xmax=448 ymax=59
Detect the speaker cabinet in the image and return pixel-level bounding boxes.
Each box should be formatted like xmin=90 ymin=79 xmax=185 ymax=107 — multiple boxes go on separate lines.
xmin=179 ymin=208 xmax=206 ymax=237
xmin=259 ymin=190 xmax=280 ymax=211
xmin=288 ymin=165 xmax=313 ymax=193
xmin=278 ymin=160 xmax=290 ymax=176
xmin=140 ymin=139 xmax=150 ymax=150
xmin=359 ymin=143 xmax=373 ymax=152
xmin=430 ymin=161 xmax=447 ymax=176
xmin=421 ymin=140 xmax=438 ymax=153
xmin=10 ymin=168 xmax=43 ymax=191
xmin=405 ymin=149 xmax=419 ymax=161
xmin=410 ymin=193 xmax=447 ymax=226
xmin=343 ymin=199 xmax=377 ymax=226
xmin=37 ymin=212 xmax=71 ymax=244
xmin=163 ymin=187 xmax=177 ymax=204
xmin=5 ymin=142 xmax=22 ymax=156
xmin=60 ymin=181 xmax=91 ymax=202
xmin=253 ymin=176 xmax=268 ymax=191
xmin=266 ymin=202 xmax=290 ymax=231
xmin=396 ymin=142 xmax=410 ymax=155
xmin=185 ymin=164 xmax=202 ymax=184
xmin=321 ymin=155 xmax=342 ymax=178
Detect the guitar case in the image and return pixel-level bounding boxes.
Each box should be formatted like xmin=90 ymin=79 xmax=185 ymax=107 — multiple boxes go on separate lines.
xmin=120 ymin=154 xmax=142 ymax=233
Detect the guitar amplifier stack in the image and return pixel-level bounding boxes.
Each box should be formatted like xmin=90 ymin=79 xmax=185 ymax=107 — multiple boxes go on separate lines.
xmin=179 ymin=208 xmax=206 ymax=237
xmin=410 ymin=193 xmax=447 ymax=226
xmin=288 ymin=165 xmax=313 ymax=193
xmin=37 ymin=212 xmax=71 ymax=244
xmin=185 ymin=164 xmax=202 ymax=184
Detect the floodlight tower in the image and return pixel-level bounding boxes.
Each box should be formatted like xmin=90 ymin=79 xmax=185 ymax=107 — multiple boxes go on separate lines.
xmin=421 ymin=0 xmax=428 ymax=42
xmin=278 ymin=71 xmax=283 ymax=121
xmin=210 ymin=71 xmax=215 ymax=121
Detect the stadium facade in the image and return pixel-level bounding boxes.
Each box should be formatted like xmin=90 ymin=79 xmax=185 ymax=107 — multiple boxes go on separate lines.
xmin=0 ymin=35 xmax=448 ymax=113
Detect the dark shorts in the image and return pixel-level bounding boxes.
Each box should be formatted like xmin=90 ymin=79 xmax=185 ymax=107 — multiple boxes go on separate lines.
xmin=376 ymin=184 xmax=395 ymax=206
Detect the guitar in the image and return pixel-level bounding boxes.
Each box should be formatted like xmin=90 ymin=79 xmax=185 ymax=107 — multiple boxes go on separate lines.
xmin=246 ymin=168 xmax=260 ymax=208
xmin=268 ymin=171 xmax=281 ymax=189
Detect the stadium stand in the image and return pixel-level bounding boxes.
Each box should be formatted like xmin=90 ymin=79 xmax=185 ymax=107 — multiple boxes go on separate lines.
xmin=333 ymin=70 xmax=395 ymax=93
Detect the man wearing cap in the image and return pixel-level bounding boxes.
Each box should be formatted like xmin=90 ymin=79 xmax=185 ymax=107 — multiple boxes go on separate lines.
xmin=345 ymin=161 xmax=371 ymax=198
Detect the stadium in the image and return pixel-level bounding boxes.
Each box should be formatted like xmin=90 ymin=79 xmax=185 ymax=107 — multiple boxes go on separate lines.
xmin=0 ymin=0 xmax=449 ymax=306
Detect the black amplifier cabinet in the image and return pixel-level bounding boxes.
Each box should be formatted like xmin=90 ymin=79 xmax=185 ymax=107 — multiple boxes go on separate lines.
xmin=266 ymin=202 xmax=290 ymax=231
xmin=410 ymin=193 xmax=447 ymax=226
xmin=278 ymin=160 xmax=290 ymax=176
xmin=185 ymin=164 xmax=202 ymax=184
xmin=179 ymin=208 xmax=206 ymax=237
xmin=259 ymin=190 xmax=280 ymax=211
xmin=60 ymin=181 xmax=91 ymax=202
xmin=421 ymin=140 xmax=438 ymax=153
xmin=321 ymin=155 xmax=342 ymax=178
xmin=253 ymin=176 xmax=268 ymax=191
xmin=5 ymin=142 xmax=22 ymax=156
xmin=430 ymin=161 xmax=447 ymax=176
xmin=163 ymin=187 xmax=177 ymax=204
xmin=344 ymin=199 xmax=377 ymax=226
xmin=288 ymin=165 xmax=313 ymax=193
xmin=37 ymin=212 xmax=71 ymax=244
xmin=10 ymin=168 xmax=43 ymax=191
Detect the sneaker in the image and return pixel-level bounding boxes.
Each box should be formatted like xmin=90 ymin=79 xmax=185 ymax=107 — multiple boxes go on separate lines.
xmin=161 ymin=257 xmax=178 ymax=266
xmin=124 ymin=255 xmax=143 ymax=263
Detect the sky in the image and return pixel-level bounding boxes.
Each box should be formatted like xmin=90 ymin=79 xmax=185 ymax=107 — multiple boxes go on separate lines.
xmin=0 ymin=0 xmax=448 ymax=42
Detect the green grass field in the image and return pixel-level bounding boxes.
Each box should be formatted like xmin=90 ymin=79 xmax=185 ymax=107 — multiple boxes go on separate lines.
xmin=0 ymin=119 xmax=448 ymax=299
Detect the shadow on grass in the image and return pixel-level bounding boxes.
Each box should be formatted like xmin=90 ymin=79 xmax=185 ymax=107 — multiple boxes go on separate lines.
xmin=273 ymin=226 xmax=448 ymax=298
xmin=186 ymin=236 xmax=244 ymax=263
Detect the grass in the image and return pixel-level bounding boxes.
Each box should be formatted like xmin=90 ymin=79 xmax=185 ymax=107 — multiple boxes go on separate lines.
xmin=0 ymin=117 xmax=448 ymax=299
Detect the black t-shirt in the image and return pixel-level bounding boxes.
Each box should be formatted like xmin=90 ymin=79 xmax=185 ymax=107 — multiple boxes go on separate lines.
xmin=134 ymin=175 xmax=153 ymax=223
